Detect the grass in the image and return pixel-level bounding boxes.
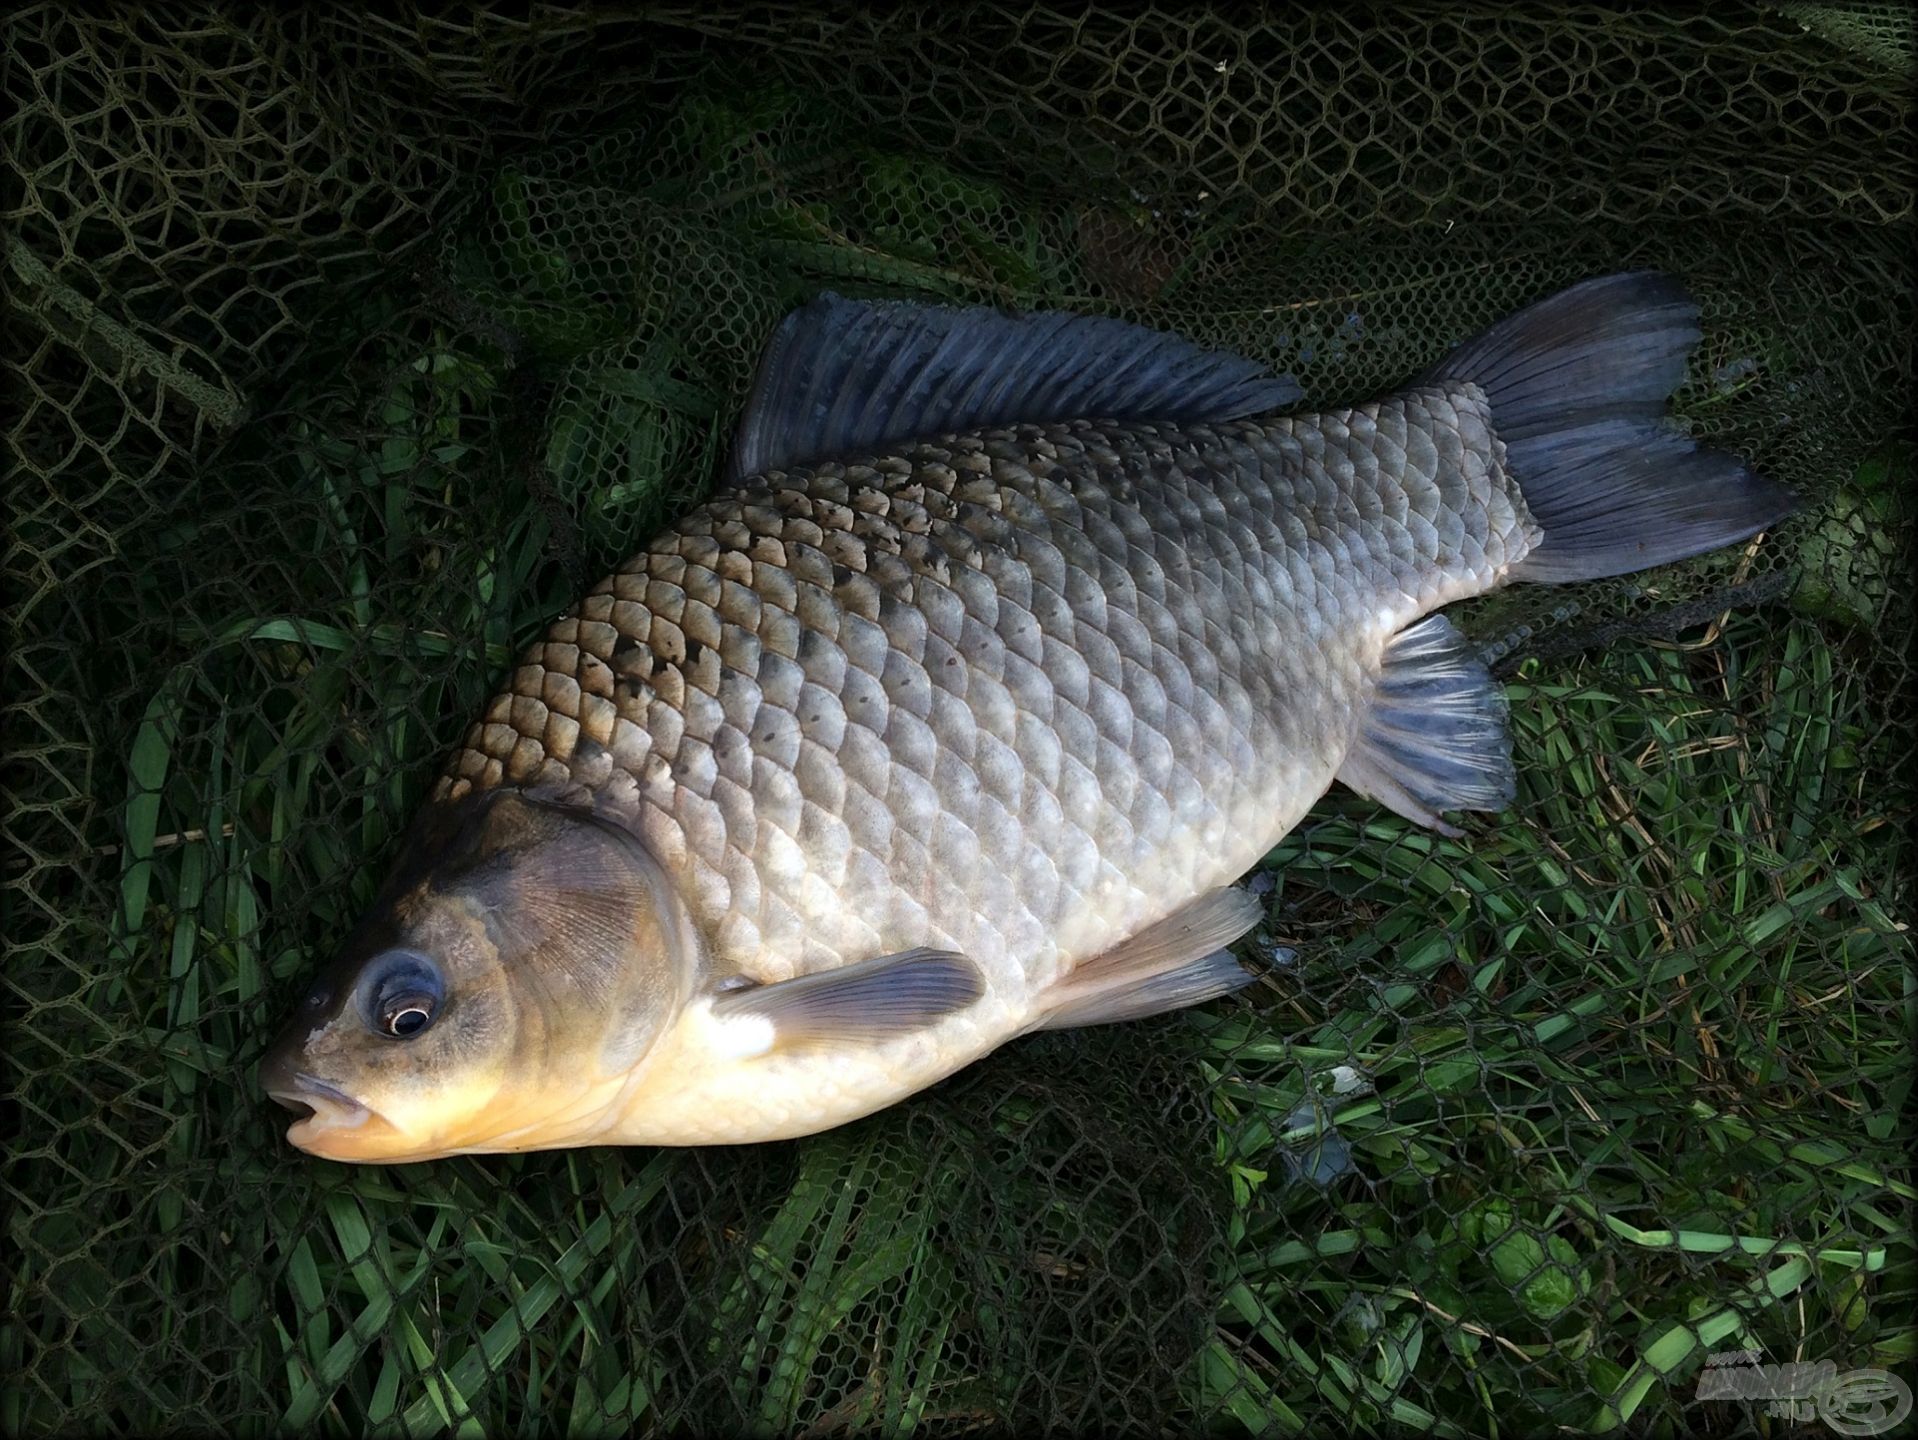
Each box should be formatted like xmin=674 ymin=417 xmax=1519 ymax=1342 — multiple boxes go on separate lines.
xmin=1189 ymin=611 xmax=1913 ymax=1434
xmin=5 ymin=80 xmax=1913 ymax=1439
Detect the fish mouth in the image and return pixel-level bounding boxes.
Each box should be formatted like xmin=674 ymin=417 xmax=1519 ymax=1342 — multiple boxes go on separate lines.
xmin=267 ymin=1072 xmax=377 ymax=1147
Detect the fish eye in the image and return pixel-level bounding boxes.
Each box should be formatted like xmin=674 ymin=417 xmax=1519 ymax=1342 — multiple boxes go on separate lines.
xmin=381 ymin=995 xmax=435 ymax=1038
xmin=357 ymin=949 xmax=444 ymax=1042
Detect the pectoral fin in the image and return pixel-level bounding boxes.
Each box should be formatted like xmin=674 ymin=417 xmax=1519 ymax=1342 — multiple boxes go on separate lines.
xmin=709 ymin=947 xmax=984 ymax=1049
xmin=1337 ymin=613 xmax=1517 ymax=837
xmin=1033 ymin=887 xmax=1263 ymax=1032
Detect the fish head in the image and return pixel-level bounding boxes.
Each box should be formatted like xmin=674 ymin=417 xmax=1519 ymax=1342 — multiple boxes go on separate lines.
xmin=260 ymin=789 xmax=697 ymax=1162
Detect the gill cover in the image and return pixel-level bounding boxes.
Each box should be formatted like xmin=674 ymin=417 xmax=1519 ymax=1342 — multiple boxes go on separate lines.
xmin=444 ymin=790 xmax=697 ymax=1080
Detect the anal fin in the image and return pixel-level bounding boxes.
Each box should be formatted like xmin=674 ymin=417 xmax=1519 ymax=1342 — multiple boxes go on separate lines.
xmin=1337 ymin=613 xmax=1516 ymax=837
xmin=1033 ymin=887 xmax=1263 ymax=1032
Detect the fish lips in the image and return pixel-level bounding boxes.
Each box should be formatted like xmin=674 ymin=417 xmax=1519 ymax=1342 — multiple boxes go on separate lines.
xmin=260 ymin=1043 xmax=394 ymax=1157
xmin=266 ymin=1071 xmax=378 ymax=1146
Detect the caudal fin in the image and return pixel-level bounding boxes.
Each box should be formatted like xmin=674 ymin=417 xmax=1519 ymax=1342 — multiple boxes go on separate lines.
xmin=1422 ymin=272 xmax=1796 ymax=583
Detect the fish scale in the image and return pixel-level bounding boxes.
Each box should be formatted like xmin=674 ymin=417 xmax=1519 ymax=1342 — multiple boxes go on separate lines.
xmin=433 ymin=391 xmax=1526 ymax=1002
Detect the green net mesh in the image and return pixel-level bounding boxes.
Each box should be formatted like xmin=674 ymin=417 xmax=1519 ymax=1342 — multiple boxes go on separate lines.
xmin=5 ymin=5 xmax=1913 ymax=1435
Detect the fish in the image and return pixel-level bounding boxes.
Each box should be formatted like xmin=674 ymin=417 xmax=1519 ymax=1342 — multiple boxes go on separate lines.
xmin=260 ymin=272 xmax=1794 ymax=1162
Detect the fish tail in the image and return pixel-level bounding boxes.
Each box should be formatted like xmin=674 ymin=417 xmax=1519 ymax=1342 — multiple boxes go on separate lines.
xmin=1421 ymin=272 xmax=1796 ymax=583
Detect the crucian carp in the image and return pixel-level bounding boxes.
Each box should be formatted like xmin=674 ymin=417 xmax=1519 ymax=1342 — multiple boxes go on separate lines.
xmin=262 ymin=274 xmax=1792 ymax=1161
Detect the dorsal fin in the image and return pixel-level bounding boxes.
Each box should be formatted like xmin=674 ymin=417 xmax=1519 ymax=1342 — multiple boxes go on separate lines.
xmin=727 ymin=293 xmax=1302 ymax=481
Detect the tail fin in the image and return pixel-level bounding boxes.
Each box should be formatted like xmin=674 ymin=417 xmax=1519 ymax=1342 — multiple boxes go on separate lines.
xmin=1422 ymin=272 xmax=1796 ymax=583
